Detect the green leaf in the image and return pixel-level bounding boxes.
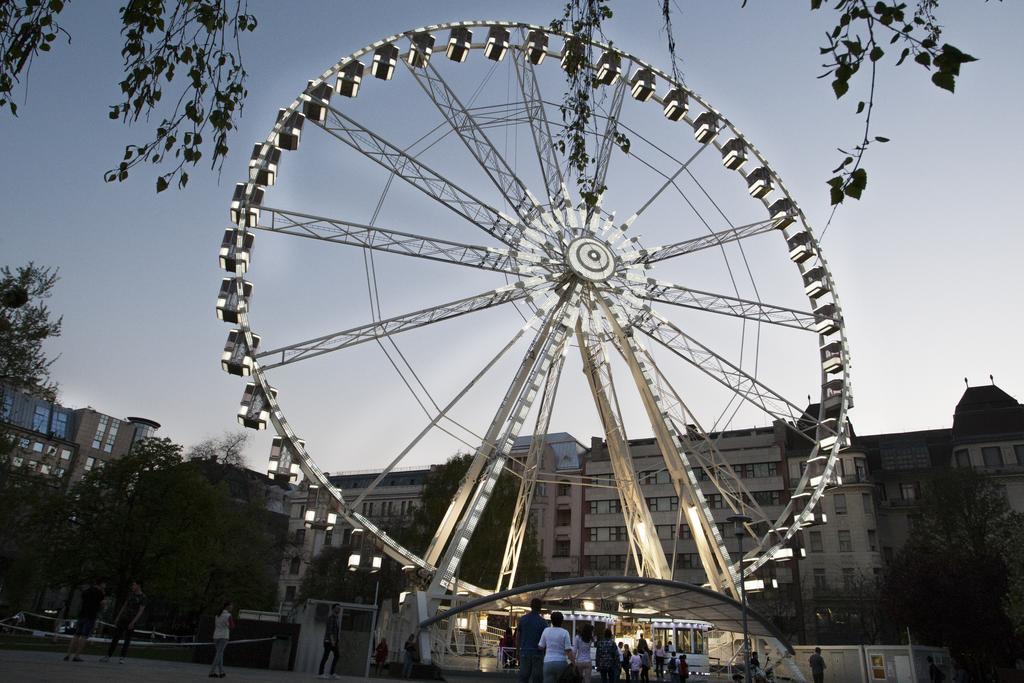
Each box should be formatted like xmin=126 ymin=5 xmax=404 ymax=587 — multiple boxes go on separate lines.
xmin=874 ymin=136 xmax=890 ymax=143
xmin=830 ymin=186 xmax=845 ymax=205
xmin=856 ymin=101 xmax=865 ymax=114
xmin=896 ymin=47 xmax=911 ymax=66
xmin=811 ymin=0 xmax=823 ymax=9
xmin=932 ymin=71 xmax=956 ymax=93
xmin=156 ymin=176 xmax=168 ymax=192
xmin=832 ymin=78 xmax=849 ymax=99
xmin=870 ymin=46 xmax=884 ymax=62
xmin=914 ymin=52 xmax=931 ymax=67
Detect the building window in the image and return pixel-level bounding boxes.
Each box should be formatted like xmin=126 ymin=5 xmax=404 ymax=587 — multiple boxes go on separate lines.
xmin=883 ymin=547 xmax=894 ymax=564
xmin=553 ymin=539 xmax=571 ymax=557
xmin=588 ymin=499 xmax=621 ymax=515
xmin=285 ymin=585 xmax=296 ymax=601
xmin=18 ymin=437 xmax=30 ymax=449
xmin=84 ymin=457 xmax=95 ymax=471
xmin=289 ymin=557 xmax=301 ymax=575
xmin=32 ymin=405 xmax=50 ymax=433
xmin=641 ymin=470 xmax=671 ymax=485
xmin=706 ymin=494 xmax=724 ymax=510
xmin=103 ymin=419 xmax=120 ymax=453
xmin=875 ymin=483 xmax=887 ymax=501
xmin=324 ymin=529 xmax=333 ymax=546
xmin=809 ymin=531 xmax=823 ymax=553
xmin=589 ymin=526 xmax=627 ymax=542
xmin=32 ymin=441 xmax=43 ymax=452
xmin=646 ymin=496 xmax=679 ymax=512
xmin=342 ymin=528 xmax=352 ymax=546
xmin=982 ymin=446 xmax=1003 ymax=468
xmin=12 ymin=456 xmax=23 ymax=467
xmin=60 ymin=449 xmax=71 ymax=461
xmin=556 ymin=508 xmax=571 ymax=526
xmin=1015 ymin=444 xmax=1024 ymax=466
xmin=536 ymin=483 xmax=547 ymax=497
xmin=842 ymin=568 xmax=856 ymax=591
xmin=862 ymin=492 xmax=873 ymax=514
xmin=867 ymin=529 xmax=878 ymax=552
xmin=678 ymin=553 xmax=700 ymax=569
xmin=656 ymin=524 xmax=676 ymax=540
xmin=92 ymin=415 xmax=109 ymax=449
xmin=1 ymin=393 xmax=12 ymax=420
xmin=954 ymin=449 xmax=970 ymax=467
xmin=854 ymin=458 xmax=869 ymax=482
xmin=838 ymin=530 xmax=852 ymax=552
xmin=813 ymin=568 xmax=827 ymax=590
xmin=294 ymin=528 xmax=306 ymax=544
xmin=751 ymin=490 xmax=782 ymax=506
xmin=39 ymin=463 xmax=51 ymax=475
xmin=557 ymin=482 xmax=570 ymax=496
xmin=52 ymin=411 xmax=68 ymax=439
xmin=833 ymin=493 xmax=847 ymax=515
xmin=586 ymin=554 xmax=627 ymax=571
xmin=679 ymin=524 xmax=692 ymax=540
xmin=899 ymin=482 xmax=919 ymax=501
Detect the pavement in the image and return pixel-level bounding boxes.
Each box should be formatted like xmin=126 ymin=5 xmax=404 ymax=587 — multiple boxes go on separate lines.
xmin=0 ymin=648 xmax=374 ymax=682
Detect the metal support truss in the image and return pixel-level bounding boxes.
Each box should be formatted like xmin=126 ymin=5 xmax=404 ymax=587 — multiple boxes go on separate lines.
xmin=495 ymin=328 xmax=570 ymax=592
xmin=512 ymin=40 xmax=565 ymax=207
xmin=625 ymin=217 xmax=786 ymax=264
xmin=407 ymin=61 xmax=544 ymax=231
xmin=258 ymin=280 xmax=548 ymax=368
xmin=254 ymin=206 xmax=542 ymax=275
xmin=427 ymin=288 xmax=581 ymax=593
xmin=619 ymin=279 xmax=820 ymax=331
xmin=318 ymin=105 xmax=532 ymax=249
xmin=576 ymin=300 xmax=672 ymax=580
xmin=595 ymin=294 xmax=740 ymax=597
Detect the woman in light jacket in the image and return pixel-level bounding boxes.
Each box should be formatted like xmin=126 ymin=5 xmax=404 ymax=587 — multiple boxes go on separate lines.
xmin=538 ymin=611 xmax=575 ymax=683
xmin=574 ymin=622 xmax=594 ymax=683
xmin=209 ymin=601 xmax=232 ymax=678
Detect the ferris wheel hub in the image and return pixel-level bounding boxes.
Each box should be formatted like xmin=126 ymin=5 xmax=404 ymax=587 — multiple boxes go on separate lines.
xmin=565 ymin=236 xmax=617 ymax=283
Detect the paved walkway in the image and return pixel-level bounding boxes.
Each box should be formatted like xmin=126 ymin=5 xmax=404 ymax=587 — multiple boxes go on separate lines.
xmin=0 ymin=648 xmax=366 ymax=682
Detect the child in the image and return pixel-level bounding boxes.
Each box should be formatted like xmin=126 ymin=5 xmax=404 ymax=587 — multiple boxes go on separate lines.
xmin=630 ymin=650 xmax=642 ymax=681
xmin=667 ymin=653 xmax=679 ymax=683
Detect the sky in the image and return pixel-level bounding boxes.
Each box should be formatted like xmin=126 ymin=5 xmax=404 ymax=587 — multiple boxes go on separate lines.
xmin=2 ymin=1 xmax=1022 ymax=474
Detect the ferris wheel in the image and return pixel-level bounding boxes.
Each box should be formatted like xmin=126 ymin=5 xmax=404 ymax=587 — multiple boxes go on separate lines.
xmin=217 ymin=20 xmax=851 ymax=604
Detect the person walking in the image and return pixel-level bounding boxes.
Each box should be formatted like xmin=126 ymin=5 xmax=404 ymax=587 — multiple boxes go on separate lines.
xmin=209 ymin=601 xmax=232 ymax=678
xmin=927 ymin=656 xmax=946 ymax=682
xmin=64 ymin=578 xmax=106 ymax=662
xmin=375 ymin=638 xmax=389 ymax=676
xmin=653 ymin=641 xmax=666 ymax=681
xmin=638 ymin=641 xmax=650 ymax=683
xmin=809 ymin=647 xmax=826 ymax=683
xmin=538 ymin=611 xmax=574 ymax=683
xmin=595 ymin=629 xmax=618 ymax=683
xmin=629 ymin=649 xmax=642 ymax=681
xmin=666 ymin=653 xmax=678 ymax=683
xmin=678 ymin=655 xmax=688 ymax=682
xmin=101 ymin=580 xmax=146 ymax=663
xmin=318 ymin=604 xmax=342 ymax=679
xmin=574 ymin=623 xmax=594 ymax=683
xmin=518 ymin=598 xmax=548 ymax=683
xmin=621 ymin=644 xmax=632 ymax=681
xmin=402 ymin=633 xmax=417 ymax=679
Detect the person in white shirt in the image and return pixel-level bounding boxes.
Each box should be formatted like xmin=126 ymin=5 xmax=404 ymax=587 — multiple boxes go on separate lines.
xmin=538 ymin=611 xmax=575 ymax=683
xmin=209 ymin=601 xmax=232 ymax=679
xmin=574 ymin=623 xmax=594 ymax=683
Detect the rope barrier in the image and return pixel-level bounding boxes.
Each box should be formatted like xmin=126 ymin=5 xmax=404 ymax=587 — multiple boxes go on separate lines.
xmin=0 ymin=621 xmax=275 ymax=647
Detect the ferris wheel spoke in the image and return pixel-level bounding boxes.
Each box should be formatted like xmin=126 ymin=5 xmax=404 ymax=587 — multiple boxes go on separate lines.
xmin=624 ymin=216 xmax=787 ymax=265
xmin=512 ymin=41 xmax=565 ymax=207
xmin=318 ymin=105 xmax=535 ymax=250
xmin=253 ymin=206 xmax=547 ymax=275
xmin=256 ymin=280 xmax=552 ymax=369
xmin=406 ymin=61 xmax=546 ymax=233
xmin=615 ymin=279 xmax=820 ymax=331
xmin=635 ymin=310 xmax=811 ymax=429
xmin=588 ymin=77 xmax=629 ymax=217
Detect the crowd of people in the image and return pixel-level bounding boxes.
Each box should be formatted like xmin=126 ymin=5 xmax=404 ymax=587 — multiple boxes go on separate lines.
xmin=513 ymin=599 xmax=691 ymax=683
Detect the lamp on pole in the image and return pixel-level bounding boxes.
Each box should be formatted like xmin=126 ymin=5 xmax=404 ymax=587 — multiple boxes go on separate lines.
xmin=348 ymin=548 xmax=384 ymax=678
xmin=727 ymin=513 xmax=753 ymax=683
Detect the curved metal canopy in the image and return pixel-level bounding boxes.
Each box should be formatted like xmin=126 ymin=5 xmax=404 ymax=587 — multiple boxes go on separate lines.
xmin=418 ymin=575 xmax=793 ymax=654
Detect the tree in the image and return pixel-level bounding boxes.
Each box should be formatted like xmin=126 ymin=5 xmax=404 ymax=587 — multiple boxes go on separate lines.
xmin=186 ymin=431 xmax=249 ymax=467
xmin=881 ymin=469 xmax=1023 ymax=678
xmin=34 ymin=437 xmax=279 ymax=628
xmin=298 ymin=545 xmax=404 ymax=607
xmin=1 ymin=0 xmax=256 ymax=192
xmin=390 ymin=453 xmax=546 ymax=589
xmin=0 ymin=263 xmax=61 ymax=400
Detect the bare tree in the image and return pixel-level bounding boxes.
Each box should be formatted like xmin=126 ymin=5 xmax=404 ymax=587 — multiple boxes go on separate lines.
xmin=186 ymin=431 xmax=249 ymax=467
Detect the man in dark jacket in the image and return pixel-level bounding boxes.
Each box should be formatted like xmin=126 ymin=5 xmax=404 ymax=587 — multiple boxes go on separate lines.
xmin=64 ymin=578 xmax=106 ymax=662
xmin=318 ymin=603 xmax=341 ymax=679
xmin=518 ymin=598 xmax=547 ymax=683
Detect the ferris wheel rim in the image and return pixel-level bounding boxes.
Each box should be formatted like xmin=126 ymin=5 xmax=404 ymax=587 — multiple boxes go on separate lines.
xmin=222 ymin=19 xmax=853 ymax=595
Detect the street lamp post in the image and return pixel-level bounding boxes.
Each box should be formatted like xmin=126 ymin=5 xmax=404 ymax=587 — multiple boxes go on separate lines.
xmin=348 ymin=550 xmax=384 ymax=678
xmin=727 ymin=514 xmax=753 ymax=683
